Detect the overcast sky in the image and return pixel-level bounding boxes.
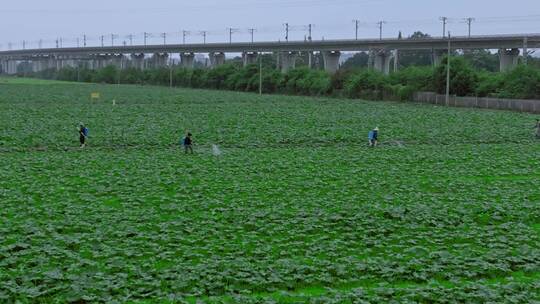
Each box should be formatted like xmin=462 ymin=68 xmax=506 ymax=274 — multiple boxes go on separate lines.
xmin=1 ymin=0 xmax=539 ymax=49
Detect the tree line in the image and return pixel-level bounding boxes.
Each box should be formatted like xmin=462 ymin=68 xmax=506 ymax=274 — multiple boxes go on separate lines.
xmin=26 ymin=53 xmax=540 ymax=101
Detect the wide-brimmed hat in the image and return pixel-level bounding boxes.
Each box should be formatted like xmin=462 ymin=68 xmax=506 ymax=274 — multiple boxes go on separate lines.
xmin=374 ymin=127 xmax=379 ymax=131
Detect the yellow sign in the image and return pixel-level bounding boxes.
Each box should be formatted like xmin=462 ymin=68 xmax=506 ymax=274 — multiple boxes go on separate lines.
xmin=90 ymin=92 xmax=100 ymax=100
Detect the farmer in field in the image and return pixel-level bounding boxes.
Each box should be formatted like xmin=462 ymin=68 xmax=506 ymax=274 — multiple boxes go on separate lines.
xmin=368 ymin=127 xmax=379 ymax=147
xmin=78 ymin=123 xmax=89 ymax=148
xmin=535 ymin=119 xmax=540 ymax=139
xmin=182 ymin=132 xmax=194 ymax=154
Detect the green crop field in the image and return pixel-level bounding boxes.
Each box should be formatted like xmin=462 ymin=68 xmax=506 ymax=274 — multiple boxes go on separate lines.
xmin=0 ymin=77 xmax=539 ymax=303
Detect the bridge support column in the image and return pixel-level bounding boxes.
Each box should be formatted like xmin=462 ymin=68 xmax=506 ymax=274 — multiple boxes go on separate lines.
xmin=280 ymin=51 xmax=297 ymax=73
xmin=7 ymin=60 xmax=18 ymax=74
xmin=32 ymin=59 xmax=46 ymax=72
xmin=87 ymin=58 xmax=97 ymax=70
xmin=56 ymin=56 xmax=66 ymax=70
xmin=393 ymin=50 xmax=399 ymax=72
xmin=242 ymin=52 xmax=258 ymax=67
xmin=131 ymin=53 xmax=145 ymax=70
xmin=499 ymin=48 xmax=520 ymax=72
xmin=64 ymin=58 xmax=78 ymax=69
xmin=180 ymin=53 xmax=195 ymax=69
xmin=373 ymin=50 xmax=392 ymax=75
xmin=151 ymin=53 xmax=168 ymax=69
xmin=208 ymin=52 xmax=225 ymax=68
xmin=0 ymin=59 xmax=7 ymax=74
xmin=45 ymin=56 xmax=56 ymax=70
xmin=322 ymin=51 xmax=341 ymax=74
xmin=112 ymin=54 xmax=125 ymax=69
xmin=93 ymin=55 xmax=111 ymax=69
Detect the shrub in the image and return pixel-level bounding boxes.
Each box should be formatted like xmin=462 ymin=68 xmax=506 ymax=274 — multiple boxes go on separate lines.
xmin=497 ymin=65 xmax=540 ymax=99
xmin=344 ymin=70 xmax=386 ymax=99
xmin=92 ymin=65 xmax=118 ymax=84
xmin=433 ymin=56 xmax=478 ymax=96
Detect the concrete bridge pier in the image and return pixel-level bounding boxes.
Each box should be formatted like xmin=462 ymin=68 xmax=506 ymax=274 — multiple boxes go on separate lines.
xmin=87 ymin=57 xmax=98 ymax=70
xmin=499 ymin=48 xmax=520 ymax=72
xmin=63 ymin=57 xmax=79 ymax=69
xmin=242 ymin=52 xmax=258 ymax=67
xmin=45 ymin=56 xmax=57 ymax=70
xmin=93 ymin=55 xmax=112 ymax=69
xmin=0 ymin=58 xmax=7 ymax=74
xmin=393 ymin=49 xmax=399 ymax=72
xmin=32 ymin=58 xmax=47 ymax=72
xmin=208 ymin=52 xmax=225 ymax=68
xmin=322 ymin=51 xmax=341 ymax=74
xmin=180 ymin=53 xmax=195 ymax=69
xmin=373 ymin=50 xmax=392 ymax=75
xmin=151 ymin=53 xmax=169 ymax=69
xmin=6 ymin=60 xmax=18 ymax=75
xmin=56 ymin=56 xmax=66 ymax=70
xmin=111 ymin=54 xmax=125 ymax=69
xmin=280 ymin=51 xmax=297 ymax=73
xmin=131 ymin=53 xmax=145 ymax=70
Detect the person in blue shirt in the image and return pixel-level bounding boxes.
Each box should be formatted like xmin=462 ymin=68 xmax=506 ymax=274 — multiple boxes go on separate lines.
xmin=368 ymin=127 xmax=379 ymax=147
xmin=181 ymin=132 xmax=194 ymax=154
xmin=78 ymin=123 xmax=89 ymax=148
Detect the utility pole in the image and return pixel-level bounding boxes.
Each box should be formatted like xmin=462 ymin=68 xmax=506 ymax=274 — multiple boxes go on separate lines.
xmin=353 ymin=19 xmax=360 ymax=40
xmin=284 ymin=23 xmax=289 ymax=42
xmin=83 ymin=35 xmax=87 ymax=47
xmin=446 ymin=32 xmax=451 ymax=106
xmin=169 ymin=58 xmax=173 ymax=88
xmin=111 ymin=34 xmax=116 ymax=46
xmin=161 ymin=32 xmax=167 ymax=45
xmin=101 ymin=35 xmax=105 ymax=47
xmin=22 ymin=40 xmax=26 ymax=50
xmin=523 ymin=37 xmax=528 ymax=65
xmin=259 ymin=54 xmax=263 ymax=95
xmin=182 ymin=30 xmax=189 ymax=44
xmin=307 ymin=24 xmax=312 ymax=41
xmin=439 ymin=17 xmax=448 ymax=38
xmin=377 ymin=21 xmax=386 ymax=40
xmin=200 ymin=31 xmax=207 ymax=44
xmin=55 ymin=39 xmax=59 ymax=48
xmin=228 ymin=28 xmax=238 ymax=44
xmin=128 ymin=34 xmax=133 ymax=46
xmin=464 ymin=17 xmax=475 ymax=38
xmin=144 ymin=32 xmax=149 ymax=46
xmin=248 ymin=28 xmax=256 ymax=43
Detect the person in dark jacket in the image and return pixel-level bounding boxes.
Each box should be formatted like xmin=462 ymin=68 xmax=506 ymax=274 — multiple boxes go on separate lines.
xmin=182 ymin=132 xmax=194 ymax=154
xmin=78 ymin=123 xmax=88 ymax=148
xmin=535 ymin=119 xmax=540 ymax=139
xmin=368 ymin=127 xmax=379 ymax=147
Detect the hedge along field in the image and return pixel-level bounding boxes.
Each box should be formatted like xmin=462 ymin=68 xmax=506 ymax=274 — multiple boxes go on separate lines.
xmin=0 ymin=78 xmax=539 ymax=303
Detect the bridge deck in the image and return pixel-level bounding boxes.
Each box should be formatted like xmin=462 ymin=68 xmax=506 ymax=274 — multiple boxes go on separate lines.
xmin=1 ymin=34 xmax=539 ymax=59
